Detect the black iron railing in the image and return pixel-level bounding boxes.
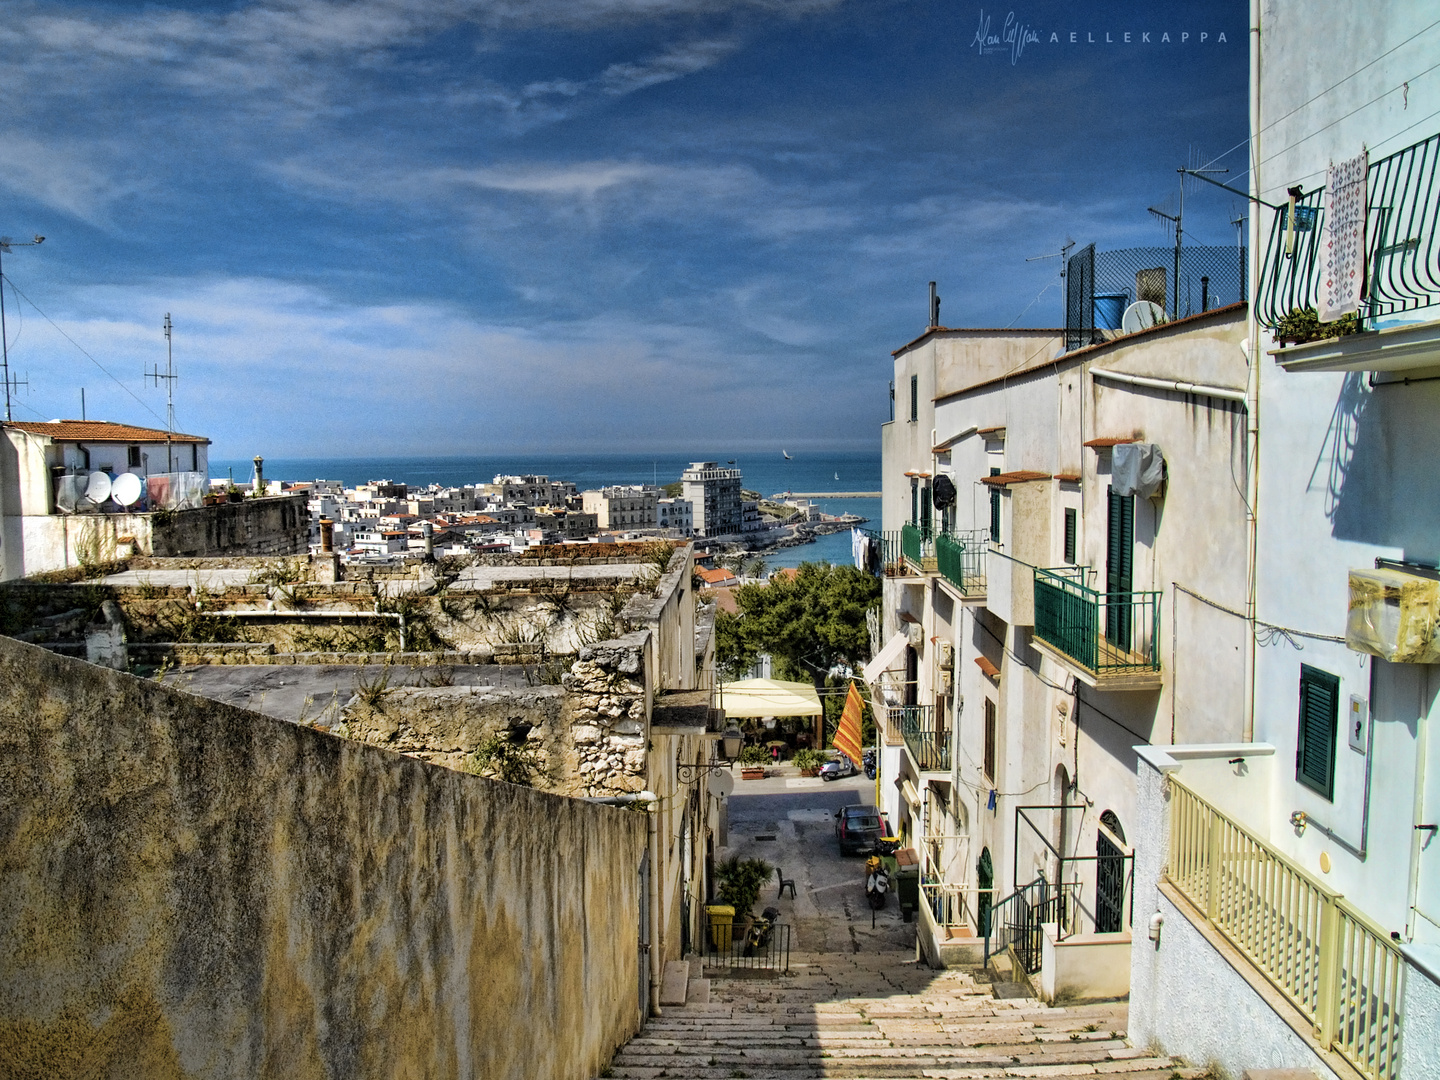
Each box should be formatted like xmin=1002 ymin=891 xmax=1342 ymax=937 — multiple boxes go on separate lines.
xmin=703 ymin=918 xmax=791 ymax=975
xmin=1257 ymin=131 xmax=1440 ymax=330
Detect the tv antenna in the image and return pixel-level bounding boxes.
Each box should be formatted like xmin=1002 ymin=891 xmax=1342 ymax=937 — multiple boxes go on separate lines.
xmin=146 ymin=313 xmax=178 ymax=470
xmin=0 ymin=234 xmax=44 ymax=422
xmin=1024 ymin=237 xmax=1074 ymax=323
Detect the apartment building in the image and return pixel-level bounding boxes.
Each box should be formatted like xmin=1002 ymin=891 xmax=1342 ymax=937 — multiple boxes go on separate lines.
xmin=582 ymin=486 xmax=660 ymax=531
xmin=657 ymin=497 xmax=693 ymax=536
xmin=682 ymin=462 xmax=742 ymax=538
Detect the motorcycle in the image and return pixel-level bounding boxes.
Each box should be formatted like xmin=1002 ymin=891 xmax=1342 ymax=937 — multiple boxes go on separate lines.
xmin=864 ymin=855 xmax=890 ymax=910
xmin=744 ymin=905 xmax=783 ymax=956
xmin=862 ymin=749 xmax=877 ymax=780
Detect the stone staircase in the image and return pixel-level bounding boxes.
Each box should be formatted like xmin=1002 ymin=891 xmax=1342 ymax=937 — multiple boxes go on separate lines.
xmin=603 ymin=951 xmax=1204 ymax=1079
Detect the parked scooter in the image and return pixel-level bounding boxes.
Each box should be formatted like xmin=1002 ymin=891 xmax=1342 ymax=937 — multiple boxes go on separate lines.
xmin=862 ymin=749 xmax=877 ymax=780
xmin=744 ymin=905 xmax=783 ymax=956
xmin=864 ymin=855 xmax=890 ymax=910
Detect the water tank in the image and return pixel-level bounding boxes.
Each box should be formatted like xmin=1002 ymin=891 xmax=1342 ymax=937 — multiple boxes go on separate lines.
xmin=1093 ymin=293 xmax=1129 ymax=330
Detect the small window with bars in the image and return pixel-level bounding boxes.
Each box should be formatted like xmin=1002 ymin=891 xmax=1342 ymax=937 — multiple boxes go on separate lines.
xmin=1063 ymin=508 xmax=1077 ymax=564
xmin=1296 ymin=664 xmax=1339 ymax=800
xmin=910 ymin=374 xmax=918 ymax=422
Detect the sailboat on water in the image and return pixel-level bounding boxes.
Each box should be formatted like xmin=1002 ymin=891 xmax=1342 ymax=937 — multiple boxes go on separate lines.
xmin=782 ymin=450 xmax=792 ymax=459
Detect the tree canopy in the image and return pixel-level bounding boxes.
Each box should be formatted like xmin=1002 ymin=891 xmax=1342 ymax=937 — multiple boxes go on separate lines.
xmin=715 ymin=561 xmax=880 ymax=688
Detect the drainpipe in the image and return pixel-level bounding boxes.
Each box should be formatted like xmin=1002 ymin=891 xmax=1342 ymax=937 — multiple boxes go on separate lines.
xmin=648 ymin=786 xmax=663 ymax=1016
xmin=1243 ymin=0 xmax=1263 ymax=744
xmin=1406 ymin=702 xmax=1432 ymax=941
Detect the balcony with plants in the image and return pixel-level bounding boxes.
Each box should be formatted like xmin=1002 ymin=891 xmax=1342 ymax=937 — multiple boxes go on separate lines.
xmin=1258 ymin=130 xmax=1440 ymax=373
xmin=1031 ymin=566 xmax=1162 ymax=690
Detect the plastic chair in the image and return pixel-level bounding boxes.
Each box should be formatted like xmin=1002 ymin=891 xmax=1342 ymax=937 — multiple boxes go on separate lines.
xmin=776 ymin=867 xmax=796 ymax=899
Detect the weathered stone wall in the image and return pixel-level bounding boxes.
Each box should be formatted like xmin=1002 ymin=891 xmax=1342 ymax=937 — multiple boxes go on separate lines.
xmin=0 ymin=636 xmax=647 ymax=1080
xmin=563 ymin=632 xmax=652 ymax=797
xmin=149 ymin=494 xmax=309 ymax=558
xmin=341 ymin=684 xmax=575 ymax=788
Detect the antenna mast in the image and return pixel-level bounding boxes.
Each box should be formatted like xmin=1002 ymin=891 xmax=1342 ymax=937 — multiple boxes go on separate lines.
xmin=0 ymin=234 xmax=44 ymax=423
xmin=146 ymin=313 xmax=178 ymax=471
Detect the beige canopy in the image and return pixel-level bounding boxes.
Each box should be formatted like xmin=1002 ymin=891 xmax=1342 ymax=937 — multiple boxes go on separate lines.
xmin=718 ymin=678 xmax=823 ymax=717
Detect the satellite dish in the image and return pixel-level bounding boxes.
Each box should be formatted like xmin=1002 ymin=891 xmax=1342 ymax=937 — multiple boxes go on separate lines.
xmin=932 ymin=474 xmax=957 ymax=510
xmin=112 ymin=472 xmax=143 ymax=508
xmin=1121 ymin=301 xmax=1166 ymax=335
xmin=708 ymin=770 xmax=735 ymax=799
xmin=84 ymin=471 xmax=112 ymax=505
xmin=56 ymin=473 xmax=83 ymax=513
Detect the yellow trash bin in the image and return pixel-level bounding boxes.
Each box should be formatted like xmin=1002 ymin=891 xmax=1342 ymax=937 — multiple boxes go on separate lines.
xmin=705 ymin=904 xmax=735 ymax=952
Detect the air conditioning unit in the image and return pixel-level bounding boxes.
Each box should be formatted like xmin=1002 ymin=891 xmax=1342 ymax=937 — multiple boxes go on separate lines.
xmin=1347 ymin=567 xmax=1440 ymax=663
xmin=906 ymin=622 xmax=925 ymax=647
xmin=938 ymin=641 xmax=954 ymax=671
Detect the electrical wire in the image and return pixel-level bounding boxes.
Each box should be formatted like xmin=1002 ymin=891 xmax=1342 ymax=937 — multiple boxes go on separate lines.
xmin=1195 ymin=17 xmax=1440 ymax=175
xmin=3 ymin=276 xmax=168 ymax=428
xmin=1173 ymin=582 xmax=1346 ymax=647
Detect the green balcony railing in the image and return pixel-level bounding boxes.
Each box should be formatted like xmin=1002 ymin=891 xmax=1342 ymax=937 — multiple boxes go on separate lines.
xmin=901 ymin=521 xmax=931 ymax=567
xmin=897 ymin=704 xmax=950 ymax=772
xmin=858 ymin=528 xmax=904 ymax=576
xmin=935 ymin=528 xmax=988 ymax=595
xmin=1033 ymin=568 xmax=1161 ymax=675
xmin=1257 ymin=130 xmax=1440 ymax=330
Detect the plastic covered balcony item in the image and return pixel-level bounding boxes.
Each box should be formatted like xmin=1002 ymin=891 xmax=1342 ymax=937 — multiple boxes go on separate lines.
xmin=1347 ymin=567 xmax=1440 ymax=663
xmin=1111 ymin=442 xmax=1166 ymax=499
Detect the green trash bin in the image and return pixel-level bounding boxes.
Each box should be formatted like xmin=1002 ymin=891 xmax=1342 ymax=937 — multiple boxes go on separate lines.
xmin=894 ymin=849 xmax=920 ymax=921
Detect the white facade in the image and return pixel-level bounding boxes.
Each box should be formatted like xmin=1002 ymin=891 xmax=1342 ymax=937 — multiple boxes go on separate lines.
xmin=681 ymin=462 xmax=742 ymax=537
xmin=657 ymin=497 xmax=693 ymax=536
xmin=1126 ymin=4 xmax=1440 ymax=1077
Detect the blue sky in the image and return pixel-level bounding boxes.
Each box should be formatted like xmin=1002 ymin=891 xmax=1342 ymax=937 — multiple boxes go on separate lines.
xmin=0 ymin=0 xmax=1248 ymax=458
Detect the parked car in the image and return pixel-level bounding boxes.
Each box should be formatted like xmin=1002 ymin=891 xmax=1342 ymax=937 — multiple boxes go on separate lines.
xmin=819 ymin=754 xmax=857 ymax=781
xmin=834 ymin=804 xmax=885 ymax=855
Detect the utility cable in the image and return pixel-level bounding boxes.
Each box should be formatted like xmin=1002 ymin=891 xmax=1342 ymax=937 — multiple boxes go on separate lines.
xmin=3 ymin=276 xmax=168 ymax=428
xmin=1196 ymin=17 xmax=1440 ymax=174
xmin=1173 ymin=582 xmax=1346 ymax=647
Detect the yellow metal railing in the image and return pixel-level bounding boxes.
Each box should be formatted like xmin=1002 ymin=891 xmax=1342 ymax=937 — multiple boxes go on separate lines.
xmin=1167 ymin=777 xmax=1405 ymax=1080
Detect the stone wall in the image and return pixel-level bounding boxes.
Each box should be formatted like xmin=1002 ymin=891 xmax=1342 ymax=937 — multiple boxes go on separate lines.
xmin=150 ymin=494 xmax=309 ymax=558
xmin=564 ymin=631 xmax=652 ymax=797
xmin=0 ymin=635 xmax=648 ymax=1080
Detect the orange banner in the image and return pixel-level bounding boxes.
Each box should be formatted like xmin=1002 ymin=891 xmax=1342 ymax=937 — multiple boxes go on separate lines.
xmin=832 ymin=681 xmax=865 ymax=768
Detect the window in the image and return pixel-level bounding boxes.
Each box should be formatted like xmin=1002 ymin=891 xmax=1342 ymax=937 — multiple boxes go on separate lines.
xmin=1063 ymin=508 xmax=1077 ymax=564
xmin=1297 ymin=664 xmax=1340 ymax=800
xmin=989 ymin=468 xmax=1002 ymax=543
xmin=127 ymin=445 xmax=141 ymax=468
xmin=983 ymin=698 xmax=997 ymax=781
xmin=909 ymin=374 xmax=918 ymax=422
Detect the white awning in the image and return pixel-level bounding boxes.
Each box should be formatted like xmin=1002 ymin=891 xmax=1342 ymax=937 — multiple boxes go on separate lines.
xmin=717 ymin=678 xmax=823 ymax=717
xmin=863 ymin=631 xmax=909 ymax=684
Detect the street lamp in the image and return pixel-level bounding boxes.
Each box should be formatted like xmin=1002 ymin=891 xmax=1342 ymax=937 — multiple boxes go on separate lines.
xmin=0 ymin=235 xmax=45 ymax=422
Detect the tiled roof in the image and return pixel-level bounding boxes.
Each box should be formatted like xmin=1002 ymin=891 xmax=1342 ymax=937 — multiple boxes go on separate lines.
xmin=977 ymin=425 xmax=1006 ymax=435
xmin=975 ymin=656 xmax=1001 ymax=680
xmin=1083 ymin=437 xmax=1138 ymax=448
xmin=980 ymin=470 xmax=1052 ymax=486
xmin=1054 ymin=472 xmax=1081 ymax=483
xmin=697 ymin=567 xmax=738 ymax=585
xmin=4 ymin=420 xmax=209 ymax=443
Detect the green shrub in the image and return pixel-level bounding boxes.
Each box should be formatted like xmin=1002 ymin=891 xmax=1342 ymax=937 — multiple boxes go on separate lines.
xmin=737 ymin=744 xmax=769 ymax=765
xmin=792 ymin=748 xmax=825 ymax=772
xmin=1275 ymin=306 xmax=1361 ymax=343
xmin=714 ymin=856 xmax=775 ymax=916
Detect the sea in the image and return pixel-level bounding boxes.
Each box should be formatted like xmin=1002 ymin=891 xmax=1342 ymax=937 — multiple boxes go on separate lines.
xmin=211 ymin=449 xmax=881 ymax=570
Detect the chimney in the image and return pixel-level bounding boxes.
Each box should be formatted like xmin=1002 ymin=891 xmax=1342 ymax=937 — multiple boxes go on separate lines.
xmin=929 ymin=281 xmax=941 ymax=328
xmin=319 ymin=518 xmax=334 ymax=553
xmin=422 ymin=520 xmax=435 ymax=562
xmin=253 ymin=455 xmax=265 ymax=497
xmin=1200 ymin=276 xmax=1210 ymax=313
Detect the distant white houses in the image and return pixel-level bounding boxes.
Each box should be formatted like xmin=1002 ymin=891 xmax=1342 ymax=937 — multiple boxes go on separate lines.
xmin=657 ymin=497 xmax=693 ymax=536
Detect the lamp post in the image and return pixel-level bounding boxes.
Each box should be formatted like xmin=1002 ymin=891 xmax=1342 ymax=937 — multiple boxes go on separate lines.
xmin=0 ymin=235 xmax=44 ymax=422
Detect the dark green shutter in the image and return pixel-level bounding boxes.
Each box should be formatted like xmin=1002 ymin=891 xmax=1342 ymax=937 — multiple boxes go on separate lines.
xmin=920 ymin=484 xmax=932 ymax=536
xmin=910 ymin=375 xmax=918 ymax=421
xmin=1105 ymin=488 xmax=1134 ymax=647
xmin=1064 ymin=508 xmax=1077 ymax=564
xmin=911 ymin=478 xmax=918 ymax=526
xmin=1297 ymin=665 xmax=1339 ymax=800
xmin=989 ymin=468 xmax=1001 ymax=543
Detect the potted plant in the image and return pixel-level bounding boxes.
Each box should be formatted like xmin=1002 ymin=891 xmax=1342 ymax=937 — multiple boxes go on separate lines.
xmin=227 ymin=485 xmax=243 ymax=504
xmin=738 ymin=744 xmax=769 ymax=780
xmin=792 ymin=748 xmax=825 ymax=777
xmin=1274 ymin=306 xmax=1361 ymax=346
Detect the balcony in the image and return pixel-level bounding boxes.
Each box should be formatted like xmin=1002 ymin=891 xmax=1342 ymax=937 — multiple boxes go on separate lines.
xmin=901 ymin=522 xmax=935 ymax=573
xmin=1031 ymin=568 xmax=1162 ymax=690
xmin=896 ymin=704 xmax=950 ymax=773
xmin=935 ymin=528 xmax=988 ymax=600
xmin=858 ymin=528 xmax=906 ymax=576
xmin=1257 ymin=131 xmax=1440 ymax=364
xmin=1167 ymin=776 xmax=1405 ymax=1080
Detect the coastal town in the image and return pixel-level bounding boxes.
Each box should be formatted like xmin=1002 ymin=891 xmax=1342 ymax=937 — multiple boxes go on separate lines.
xmin=0 ymin=4 xmax=1437 ymax=1080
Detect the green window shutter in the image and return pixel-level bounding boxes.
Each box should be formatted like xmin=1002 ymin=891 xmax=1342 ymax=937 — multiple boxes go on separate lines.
xmin=920 ymin=484 xmax=932 ymax=535
xmin=989 ymin=468 xmax=1001 ymax=543
xmin=1064 ymin=508 xmax=1077 ymax=564
xmin=911 ymin=478 xmax=918 ymax=525
xmin=1297 ymin=665 xmax=1339 ymax=800
xmin=910 ymin=374 xmax=918 ymax=421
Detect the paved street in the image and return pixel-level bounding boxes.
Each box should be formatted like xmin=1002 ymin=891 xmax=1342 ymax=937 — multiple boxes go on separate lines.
xmin=717 ymin=770 xmax=916 ymax=956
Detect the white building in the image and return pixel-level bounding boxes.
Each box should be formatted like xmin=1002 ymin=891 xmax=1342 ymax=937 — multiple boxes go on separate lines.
xmin=682 ymin=462 xmax=742 ymax=538
xmin=1126 ymin=6 xmax=1440 ymax=1080
xmin=657 ymin=497 xmax=693 ymax=536
xmin=582 ymin=486 xmax=659 ymax=531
